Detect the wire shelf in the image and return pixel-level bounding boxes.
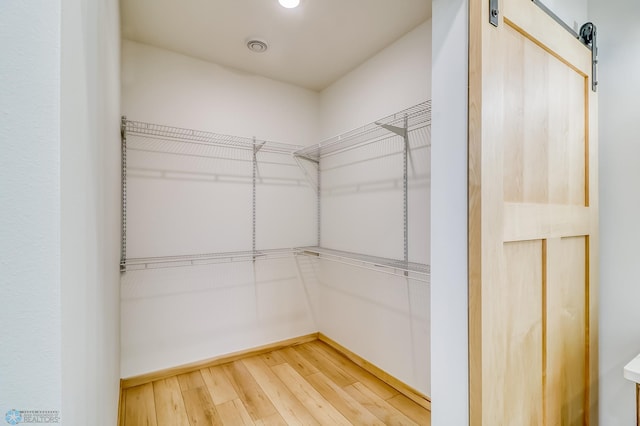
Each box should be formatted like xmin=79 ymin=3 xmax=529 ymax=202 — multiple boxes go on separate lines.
xmin=122 ymin=248 xmax=296 ymax=271
xmin=124 ymin=119 xmax=304 ymax=155
xmin=295 ymin=246 xmax=430 ymax=282
xmin=123 ymin=245 xmax=431 ymax=280
xmin=294 ymin=101 xmax=431 ymax=161
xmin=120 ymin=102 xmax=431 ymax=280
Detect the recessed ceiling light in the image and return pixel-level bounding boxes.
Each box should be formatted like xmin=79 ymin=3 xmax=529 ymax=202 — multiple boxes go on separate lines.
xmin=247 ymin=39 xmax=269 ymax=53
xmin=279 ymin=0 xmax=300 ymax=8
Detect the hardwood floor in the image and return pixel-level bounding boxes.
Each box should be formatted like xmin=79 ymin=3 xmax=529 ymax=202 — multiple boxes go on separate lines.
xmin=121 ymin=340 xmax=431 ymax=425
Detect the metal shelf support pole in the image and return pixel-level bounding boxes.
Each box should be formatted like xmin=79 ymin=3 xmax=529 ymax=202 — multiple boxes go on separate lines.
xmin=317 ymin=160 xmax=321 ymax=247
xmin=120 ymin=115 xmax=128 ymax=272
xmin=375 ymin=114 xmax=410 ymax=274
xmin=403 ymin=114 xmax=409 ymax=274
xmin=252 ymin=138 xmax=262 ymax=262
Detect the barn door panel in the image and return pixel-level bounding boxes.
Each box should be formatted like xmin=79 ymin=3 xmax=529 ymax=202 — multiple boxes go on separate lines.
xmin=469 ymin=0 xmax=598 ymax=424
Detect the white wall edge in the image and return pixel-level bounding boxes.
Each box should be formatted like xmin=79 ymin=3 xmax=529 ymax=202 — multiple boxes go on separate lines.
xmin=431 ymin=0 xmax=469 ymax=424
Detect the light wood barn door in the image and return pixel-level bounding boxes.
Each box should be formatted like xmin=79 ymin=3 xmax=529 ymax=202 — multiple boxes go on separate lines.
xmin=468 ymin=0 xmax=598 ymax=425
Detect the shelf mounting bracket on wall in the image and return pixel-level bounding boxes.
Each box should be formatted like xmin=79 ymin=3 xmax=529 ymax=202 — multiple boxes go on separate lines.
xmin=294 ymin=153 xmax=319 ymax=164
xmin=374 ymin=122 xmax=407 ymax=139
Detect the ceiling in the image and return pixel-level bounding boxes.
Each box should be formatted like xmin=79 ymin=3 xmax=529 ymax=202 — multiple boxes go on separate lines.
xmin=120 ymin=0 xmax=431 ymax=91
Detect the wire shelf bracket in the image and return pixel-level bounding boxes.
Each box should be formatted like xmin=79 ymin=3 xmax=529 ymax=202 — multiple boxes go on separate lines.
xmin=375 ymin=122 xmax=407 ymax=138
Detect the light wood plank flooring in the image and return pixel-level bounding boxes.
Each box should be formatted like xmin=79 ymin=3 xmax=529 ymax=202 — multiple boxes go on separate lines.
xmin=121 ymin=340 xmax=431 ymax=425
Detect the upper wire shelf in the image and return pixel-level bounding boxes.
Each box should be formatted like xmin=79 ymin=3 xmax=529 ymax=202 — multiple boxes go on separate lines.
xmin=293 ymin=101 xmax=431 ymax=162
xmin=123 ymin=119 xmax=304 ymax=155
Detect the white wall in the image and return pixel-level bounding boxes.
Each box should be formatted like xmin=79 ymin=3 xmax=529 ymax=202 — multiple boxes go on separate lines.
xmin=124 ymin=145 xmax=316 ymax=258
xmin=320 ymin=20 xmax=432 ymax=139
xmin=0 ymin=0 xmax=62 ymax=418
xmin=319 ymin=19 xmax=431 ymax=262
xmin=430 ymin=0 xmax=468 ymax=423
xmin=590 ymin=0 xmax=640 ymax=424
xmin=0 ymin=0 xmax=121 ymax=424
xmin=122 ymin=40 xmax=319 ymax=145
xmin=313 ymin=18 xmax=432 ymax=394
xmin=121 ymin=258 xmax=315 ymax=377
xmin=60 ymin=0 xmax=121 ymax=424
xmin=308 ymin=262 xmax=431 ymax=392
xmin=542 ymin=0 xmax=589 ymax=32
xmin=120 ymin=41 xmax=319 ymax=377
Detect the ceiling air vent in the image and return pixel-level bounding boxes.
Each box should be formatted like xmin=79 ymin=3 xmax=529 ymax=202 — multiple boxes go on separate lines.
xmin=246 ymin=39 xmax=268 ymax=53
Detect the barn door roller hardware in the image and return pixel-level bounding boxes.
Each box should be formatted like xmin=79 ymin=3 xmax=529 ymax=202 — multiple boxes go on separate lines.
xmin=579 ymin=22 xmax=598 ymax=92
xmin=490 ymin=1 xmax=599 ymax=92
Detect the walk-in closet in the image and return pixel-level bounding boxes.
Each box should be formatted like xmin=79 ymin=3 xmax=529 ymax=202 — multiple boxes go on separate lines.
xmin=119 ymin=0 xmax=432 ymax=423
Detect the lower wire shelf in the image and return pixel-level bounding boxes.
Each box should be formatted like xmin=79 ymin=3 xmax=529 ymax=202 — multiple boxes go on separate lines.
xmin=122 ymin=248 xmax=295 ymax=271
xmin=122 ymin=246 xmax=430 ymax=283
xmin=295 ymin=246 xmax=430 ymax=283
